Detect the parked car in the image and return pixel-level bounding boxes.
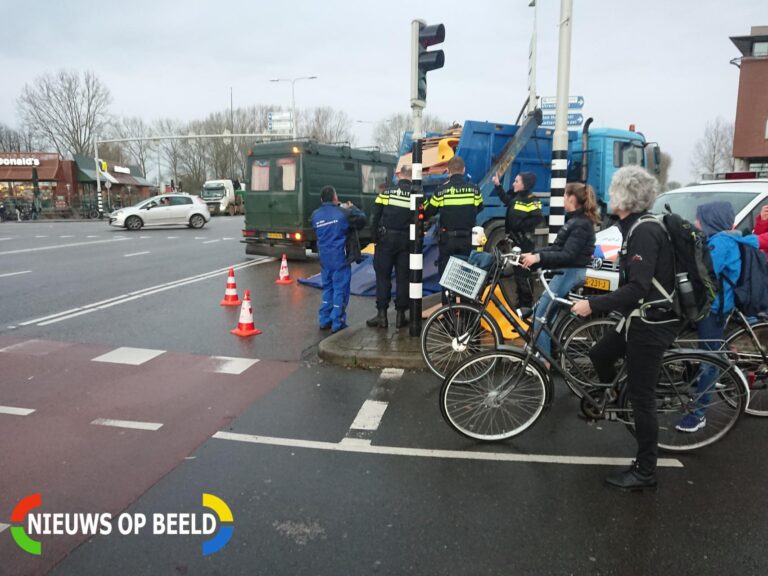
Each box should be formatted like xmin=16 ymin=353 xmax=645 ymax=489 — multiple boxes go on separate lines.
xmin=108 ymin=194 xmax=211 ymax=231
xmin=581 ymin=179 xmax=768 ymax=294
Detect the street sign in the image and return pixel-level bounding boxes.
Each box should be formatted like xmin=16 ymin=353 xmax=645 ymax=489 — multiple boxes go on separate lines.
xmin=268 ymin=111 xmax=292 ymax=122
xmin=541 ymin=113 xmax=584 ymax=127
xmin=268 ymin=120 xmax=293 ymax=134
xmin=540 ymin=96 xmax=585 ymax=110
xmin=104 ymin=180 xmax=112 ymax=190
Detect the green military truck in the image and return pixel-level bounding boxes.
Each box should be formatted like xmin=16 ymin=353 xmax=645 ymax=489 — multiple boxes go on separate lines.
xmin=242 ymin=140 xmax=397 ymax=259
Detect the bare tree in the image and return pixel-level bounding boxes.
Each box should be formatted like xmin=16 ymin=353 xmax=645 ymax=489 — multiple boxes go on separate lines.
xmin=657 ymin=151 xmax=672 ymax=189
xmin=178 ymin=120 xmax=209 ymax=193
xmin=17 ymin=70 xmax=112 ymax=158
xmin=299 ymin=107 xmax=355 ymax=144
xmin=0 ymin=123 xmax=39 ymax=152
xmin=666 ymin=181 xmax=682 ymax=191
xmin=155 ymin=118 xmax=187 ymax=187
xmin=372 ymin=113 xmax=451 ymax=153
xmin=115 ymin=117 xmax=153 ymax=175
xmin=691 ymin=117 xmax=734 ymax=178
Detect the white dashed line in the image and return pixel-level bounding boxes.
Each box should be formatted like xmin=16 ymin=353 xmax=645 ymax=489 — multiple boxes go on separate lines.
xmin=87 ymin=235 xmax=100 ymax=238
xmin=194 ymin=237 xmax=206 ymax=240
xmin=348 ymin=400 xmax=389 ymax=431
xmin=208 ymin=356 xmax=260 ymax=375
xmin=91 ymin=347 xmax=165 ymax=365
xmin=167 ymin=236 xmax=178 ymax=239
xmin=0 ymin=270 xmax=31 ymax=278
xmin=0 ymin=237 xmax=129 ymax=256
xmin=139 ymin=236 xmax=151 ymax=239
xmin=213 ymin=432 xmax=685 ymax=468
xmin=91 ymin=418 xmax=163 ymax=431
xmin=222 ymin=237 xmax=234 ymax=241
xmin=124 ymin=251 xmax=150 ymax=257
xmin=202 ymin=239 xmax=220 ymax=244
xmin=59 ymin=235 xmax=75 ymax=238
xmin=380 ymin=368 xmax=405 ymax=380
xmin=35 ymin=235 xmax=48 ymax=238
xmin=343 ymin=368 xmax=403 ymax=442
xmin=0 ymin=405 xmax=36 ymax=416
xmin=0 ymin=237 xmax=12 ymax=241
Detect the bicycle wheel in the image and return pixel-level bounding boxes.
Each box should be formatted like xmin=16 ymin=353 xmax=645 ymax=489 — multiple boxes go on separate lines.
xmin=560 ymin=317 xmax=621 ymax=397
xmin=440 ymin=349 xmax=550 ymax=441
xmin=725 ymin=322 xmax=768 ymax=416
xmin=421 ymin=303 xmax=502 ymax=382
xmin=620 ymin=352 xmax=748 ymax=452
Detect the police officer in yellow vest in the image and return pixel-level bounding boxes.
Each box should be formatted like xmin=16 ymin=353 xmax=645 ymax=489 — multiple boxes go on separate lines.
xmin=367 ymin=166 xmax=414 ymax=329
xmin=426 ymin=156 xmax=484 ymax=300
xmin=492 ymin=171 xmax=543 ymax=308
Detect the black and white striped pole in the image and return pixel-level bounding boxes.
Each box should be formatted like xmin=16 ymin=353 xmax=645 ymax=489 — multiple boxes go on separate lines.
xmin=409 ymin=138 xmax=424 ymax=337
xmin=548 ymin=0 xmax=573 ymax=243
xmin=93 ymin=141 xmax=104 ymax=219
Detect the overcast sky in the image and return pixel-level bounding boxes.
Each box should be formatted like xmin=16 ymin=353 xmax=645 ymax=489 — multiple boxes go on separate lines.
xmin=0 ymin=0 xmax=764 ymax=183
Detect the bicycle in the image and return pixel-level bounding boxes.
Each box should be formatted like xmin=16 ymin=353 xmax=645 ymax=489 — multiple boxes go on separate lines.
xmin=563 ymin=306 xmax=768 ymax=417
xmin=421 ymin=245 xmax=594 ymax=382
xmin=439 ymin=268 xmax=751 ymax=452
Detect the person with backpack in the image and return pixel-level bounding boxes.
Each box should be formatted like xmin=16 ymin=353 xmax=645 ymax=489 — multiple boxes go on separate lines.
xmin=520 ymin=182 xmax=598 ymax=359
xmin=571 ymin=166 xmax=681 ymax=492
xmin=675 ymin=201 xmax=762 ymax=432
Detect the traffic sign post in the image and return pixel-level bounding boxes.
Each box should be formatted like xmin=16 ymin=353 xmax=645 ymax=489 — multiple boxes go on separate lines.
xmin=541 ymin=113 xmax=583 ymax=127
xmin=540 ymin=95 xmax=584 ymax=110
xmin=267 ymin=111 xmax=294 ymax=134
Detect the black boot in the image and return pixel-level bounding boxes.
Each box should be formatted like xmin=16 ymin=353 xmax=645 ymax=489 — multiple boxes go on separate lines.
xmin=396 ymin=309 xmax=409 ymax=328
xmin=604 ymin=461 xmax=657 ymax=492
xmin=366 ymin=309 xmax=388 ymax=328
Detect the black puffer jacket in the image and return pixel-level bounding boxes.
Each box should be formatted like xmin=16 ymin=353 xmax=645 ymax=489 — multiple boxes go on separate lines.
xmin=536 ymin=210 xmax=595 ymax=268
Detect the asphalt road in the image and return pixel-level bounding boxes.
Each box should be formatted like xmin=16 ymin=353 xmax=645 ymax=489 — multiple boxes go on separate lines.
xmin=1 ymin=219 xmax=767 ymax=576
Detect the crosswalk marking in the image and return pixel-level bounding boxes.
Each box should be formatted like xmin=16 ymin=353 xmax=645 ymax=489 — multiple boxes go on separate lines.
xmin=0 ymin=406 xmax=36 ymax=416
xmin=207 ymin=356 xmax=260 ymax=375
xmin=91 ymin=347 xmax=165 ymax=366
xmin=91 ymin=418 xmax=163 ymax=431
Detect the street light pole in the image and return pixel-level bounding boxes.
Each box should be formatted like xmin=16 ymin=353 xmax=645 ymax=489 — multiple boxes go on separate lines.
xmin=270 ymin=76 xmax=318 ymax=138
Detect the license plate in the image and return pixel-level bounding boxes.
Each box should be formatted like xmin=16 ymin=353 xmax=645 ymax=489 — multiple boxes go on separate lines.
xmin=267 ymin=232 xmax=283 ymax=239
xmin=584 ymin=276 xmax=611 ymax=291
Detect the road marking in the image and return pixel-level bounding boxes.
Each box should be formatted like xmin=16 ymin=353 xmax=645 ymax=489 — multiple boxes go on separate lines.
xmin=19 ymin=258 xmax=272 ymax=327
xmin=167 ymin=236 xmax=178 ymax=239
xmin=87 ymin=235 xmax=100 ymax=238
xmin=0 ymin=523 xmax=9 ymax=534
xmin=194 ymin=237 xmax=206 ymax=240
xmin=124 ymin=251 xmax=150 ymax=257
xmin=0 ymin=237 xmax=12 ymax=241
xmin=59 ymin=235 xmax=75 ymax=238
xmin=0 ymin=405 xmax=36 ymax=416
xmin=139 ymin=236 xmax=151 ymax=239
xmin=35 ymin=235 xmax=48 ymax=238
xmin=91 ymin=418 xmax=163 ymax=431
xmin=380 ymin=368 xmax=405 ymax=380
xmin=0 ymin=270 xmax=31 ymax=278
xmin=213 ymin=432 xmax=685 ymax=468
xmin=349 ymin=400 xmax=389 ymax=431
xmin=207 ymin=356 xmax=260 ymax=375
xmin=222 ymin=237 xmax=234 ymax=240
xmin=92 ymin=347 xmax=165 ymax=366
xmin=202 ymin=239 xmax=220 ymax=244
xmin=0 ymin=237 xmax=129 ymax=256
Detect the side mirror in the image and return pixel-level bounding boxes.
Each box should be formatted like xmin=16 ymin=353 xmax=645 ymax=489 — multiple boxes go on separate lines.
xmin=645 ymin=143 xmax=661 ymax=175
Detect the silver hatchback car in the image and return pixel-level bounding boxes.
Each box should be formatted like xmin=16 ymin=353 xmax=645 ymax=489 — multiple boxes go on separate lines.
xmin=109 ymin=194 xmax=211 ymax=231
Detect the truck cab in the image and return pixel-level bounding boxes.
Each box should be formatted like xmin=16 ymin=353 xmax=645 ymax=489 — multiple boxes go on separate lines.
xmin=242 ymin=141 xmax=396 ymax=259
xmin=201 ymin=179 xmax=243 ymax=216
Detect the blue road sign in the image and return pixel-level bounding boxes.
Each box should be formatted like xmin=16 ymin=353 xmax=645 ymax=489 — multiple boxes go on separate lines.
xmin=540 ymin=96 xmax=585 ymax=110
xmin=541 ymin=113 xmax=584 ymax=127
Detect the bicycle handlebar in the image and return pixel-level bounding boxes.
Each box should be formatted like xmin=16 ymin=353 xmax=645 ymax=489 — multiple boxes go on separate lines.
xmin=496 ymin=245 xmax=573 ymax=308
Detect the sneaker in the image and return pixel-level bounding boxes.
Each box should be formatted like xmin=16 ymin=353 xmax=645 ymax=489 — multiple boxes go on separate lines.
xmin=675 ymin=414 xmax=706 ymax=433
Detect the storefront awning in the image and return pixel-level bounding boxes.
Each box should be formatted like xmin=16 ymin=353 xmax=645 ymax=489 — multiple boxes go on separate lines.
xmin=0 ymin=154 xmax=60 ymax=181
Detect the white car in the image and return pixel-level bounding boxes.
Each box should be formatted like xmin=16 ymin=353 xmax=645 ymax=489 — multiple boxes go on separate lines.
xmin=108 ymin=194 xmax=211 ymax=231
xmin=582 ymin=179 xmax=768 ymax=294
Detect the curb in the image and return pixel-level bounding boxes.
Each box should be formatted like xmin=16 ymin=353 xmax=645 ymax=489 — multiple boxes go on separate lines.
xmin=318 ymin=326 xmax=426 ymax=371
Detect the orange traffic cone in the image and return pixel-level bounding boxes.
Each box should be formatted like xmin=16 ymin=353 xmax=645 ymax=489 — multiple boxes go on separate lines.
xmin=275 ymin=254 xmax=293 ymax=285
xmin=231 ymin=290 xmax=262 ymax=337
xmin=220 ymin=268 xmax=241 ymax=306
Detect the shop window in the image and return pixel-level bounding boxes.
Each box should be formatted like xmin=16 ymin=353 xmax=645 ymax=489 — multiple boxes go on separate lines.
xmin=250 ymin=160 xmax=270 ymax=191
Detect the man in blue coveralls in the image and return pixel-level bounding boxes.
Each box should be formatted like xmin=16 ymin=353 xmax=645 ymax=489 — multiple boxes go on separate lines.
xmin=310 ymin=185 xmax=367 ymax=333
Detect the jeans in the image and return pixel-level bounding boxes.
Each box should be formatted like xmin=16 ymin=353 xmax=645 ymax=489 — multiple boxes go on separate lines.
xmin=692 ymin=314 xmax=727 ymax=418
xmin=589 ymin=320 xmax=680 ymax=474
xmin=533 ymin=267 xmax=586 ymax=356
xmin=319 ymin=265 xmax=352 ymax=331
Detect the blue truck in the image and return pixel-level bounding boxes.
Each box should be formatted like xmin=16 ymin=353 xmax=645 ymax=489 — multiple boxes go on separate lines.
xmin=399 ymin=114 xmax=660 ymax=250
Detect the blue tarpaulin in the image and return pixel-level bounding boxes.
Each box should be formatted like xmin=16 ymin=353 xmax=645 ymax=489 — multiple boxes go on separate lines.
xmin=298 ymin=228 xmax=442 ymax=296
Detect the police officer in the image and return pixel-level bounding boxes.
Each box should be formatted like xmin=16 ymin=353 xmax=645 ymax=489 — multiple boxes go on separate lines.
xmin=367 ymin=166 xmax=414 ymax=329
xmin=492 ymin=171 xmax=542 ymax=308
xmin=426 ymin=156 xmax=484 ymax=298
xmin=310 ymin=185 xmax=367 ymax=333
xmin=572 ymin=166 xmax=680 ymax=491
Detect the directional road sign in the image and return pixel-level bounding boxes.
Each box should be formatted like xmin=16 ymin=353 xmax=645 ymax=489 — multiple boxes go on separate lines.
xmin=268 ymin=111 xmax=293 ymax=122
xmin=540 ymin=96 xmax=585 ymax=110
xmin=540 ymin=113 xmax=584 ymax=127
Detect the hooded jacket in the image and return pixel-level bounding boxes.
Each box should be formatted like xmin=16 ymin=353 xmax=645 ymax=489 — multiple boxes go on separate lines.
xmin=754 ymin=212 xmax=768 ymax=257
xmin=697 ymin=201 xmax=760 ymax=315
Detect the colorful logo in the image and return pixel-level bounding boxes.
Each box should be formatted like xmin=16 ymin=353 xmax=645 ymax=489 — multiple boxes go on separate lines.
xmin=10 ymin=493 xmax=42 ymax=555
xmin=201 ymin=493 xmax=233 ymax=556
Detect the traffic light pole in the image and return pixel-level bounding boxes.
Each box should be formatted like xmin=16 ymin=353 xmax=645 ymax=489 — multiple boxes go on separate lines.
xmin=409 ymin=138 xmax=424 ymax=338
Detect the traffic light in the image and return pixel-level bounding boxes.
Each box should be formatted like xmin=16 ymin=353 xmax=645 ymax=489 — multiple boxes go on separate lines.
xmin=411 ymin=20 xmax=445 ymax=104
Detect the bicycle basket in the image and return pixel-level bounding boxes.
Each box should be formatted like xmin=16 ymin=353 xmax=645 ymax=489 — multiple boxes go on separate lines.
xmin=439 ymin=256 xmax=488 ymax=300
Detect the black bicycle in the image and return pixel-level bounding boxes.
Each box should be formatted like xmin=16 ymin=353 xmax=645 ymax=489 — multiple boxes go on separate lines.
xmin=439 ymin=268 xmax=751 ymax=452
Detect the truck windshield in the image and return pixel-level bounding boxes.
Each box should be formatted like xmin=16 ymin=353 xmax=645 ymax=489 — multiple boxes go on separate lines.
xmin=202 ymin=185 xmax=225 ymax=199
xmin=617 ymin=142 xmax=644 ymax=167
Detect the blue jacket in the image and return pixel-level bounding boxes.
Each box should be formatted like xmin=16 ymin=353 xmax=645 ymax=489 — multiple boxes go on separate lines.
xmin=697 ymin=202 xmax=759 ymax=314
xmin=311 ymin=202 xmax=366 ymax=270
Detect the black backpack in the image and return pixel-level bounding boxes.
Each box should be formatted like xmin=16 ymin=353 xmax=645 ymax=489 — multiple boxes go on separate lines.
xmin=628 ymin=213 xmax=718 ymax=322
xmin=723 ymin=243 xmax=768 ymax=317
